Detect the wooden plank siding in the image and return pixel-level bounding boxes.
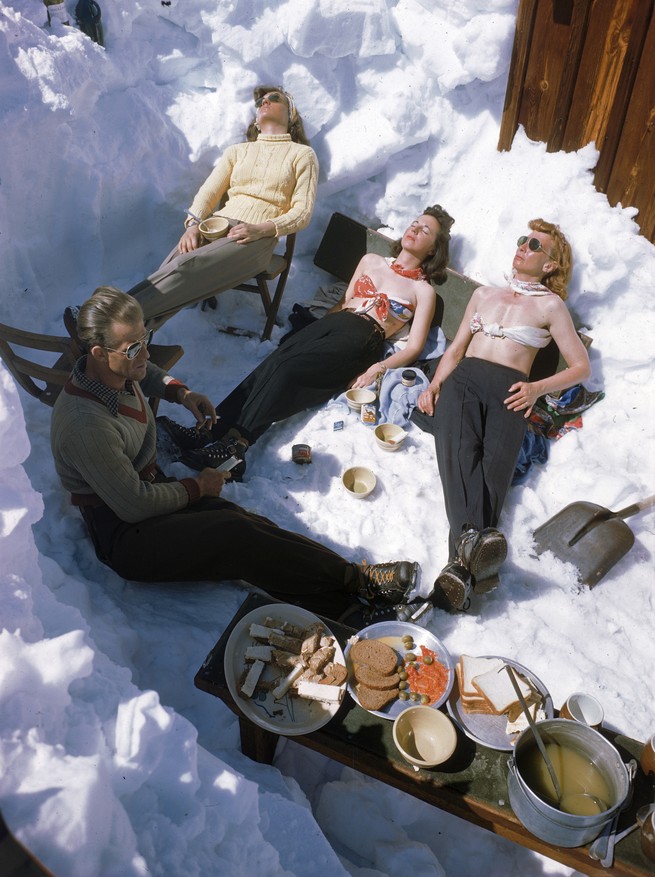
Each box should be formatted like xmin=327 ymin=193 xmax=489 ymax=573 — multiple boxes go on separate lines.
xmin=499 ymin=0 xmax=655 ymax=243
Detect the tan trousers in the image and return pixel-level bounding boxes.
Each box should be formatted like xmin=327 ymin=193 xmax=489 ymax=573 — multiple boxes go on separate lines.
xmin=128 ymin=222 xmax=277 ymax=330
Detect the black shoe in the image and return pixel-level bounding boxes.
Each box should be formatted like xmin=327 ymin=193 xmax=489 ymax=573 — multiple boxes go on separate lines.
xmin=181 ymin=437 xmax=247 ymax=480
xmin=431 ymin=562 xmax=472 ymax=612
xmin=356 ymin=561 xmax=419 ymax=605
xmin=456 ymin=527 xmax=507 ymax=585
xmin=156 ymin=416 xmax=213 ymax=452
xmin=201 ymin=296 xmax=217 ymax=311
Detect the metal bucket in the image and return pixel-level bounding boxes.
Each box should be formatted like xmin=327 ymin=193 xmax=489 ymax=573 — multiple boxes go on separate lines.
xmin=507 ymin=719 xmax=630 ymax=848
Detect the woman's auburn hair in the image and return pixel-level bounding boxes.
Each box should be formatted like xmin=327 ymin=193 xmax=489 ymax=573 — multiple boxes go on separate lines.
xmin=529 ymin=217 xmax=572 ymax=300
xmin=246 ymin=84 xmax=311 ymax=146
xmin=390 ymin=204 xmax=456 ymax=286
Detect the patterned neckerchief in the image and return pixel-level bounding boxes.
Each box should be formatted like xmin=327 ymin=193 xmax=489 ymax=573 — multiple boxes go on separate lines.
xmin=73 ymin=356 xmax=137 ymax=417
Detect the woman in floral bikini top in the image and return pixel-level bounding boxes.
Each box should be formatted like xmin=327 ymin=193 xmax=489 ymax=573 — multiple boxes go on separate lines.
xmin=157 ymin=205 xmax=455 ymax=472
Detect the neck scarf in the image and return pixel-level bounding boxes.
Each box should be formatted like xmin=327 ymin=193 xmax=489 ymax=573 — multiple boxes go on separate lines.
xmin=505 ymin=272 xmax=553 ymax=296
xmin=390 ymin=260 xmax=426 ymax=281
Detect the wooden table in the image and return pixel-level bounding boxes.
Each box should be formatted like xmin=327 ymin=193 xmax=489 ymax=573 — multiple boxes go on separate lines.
xmin=195 ymin=593 xmax=654 ymax=877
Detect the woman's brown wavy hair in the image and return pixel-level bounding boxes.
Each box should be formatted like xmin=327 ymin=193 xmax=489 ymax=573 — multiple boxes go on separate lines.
xmin=390 ymin=204 xmax=455 ymax=286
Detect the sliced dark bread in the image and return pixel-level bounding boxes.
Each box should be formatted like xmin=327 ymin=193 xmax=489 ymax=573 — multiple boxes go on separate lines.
xmin=349 ymin=639 xmax=398 ymax=676
xmin=353 ymin=665 xmax=401 ymax=690
xmin=355 ymin=683 xmax=399 ymax=711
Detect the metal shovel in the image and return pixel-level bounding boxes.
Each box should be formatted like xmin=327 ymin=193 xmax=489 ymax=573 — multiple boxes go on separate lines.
xmin=533 ymin=495 xmax=655 ymax=587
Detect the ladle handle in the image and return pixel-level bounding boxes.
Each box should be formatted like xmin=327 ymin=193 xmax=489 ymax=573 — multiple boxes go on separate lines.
xmin=505 ymin=665 xmax=563 ymax=804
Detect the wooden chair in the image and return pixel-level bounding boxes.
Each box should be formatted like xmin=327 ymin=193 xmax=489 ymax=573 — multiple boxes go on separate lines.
xmin=0 ymin=321 xmax=184 ymax=415
xmin=233 ymin=233 xmax=296 ymax=341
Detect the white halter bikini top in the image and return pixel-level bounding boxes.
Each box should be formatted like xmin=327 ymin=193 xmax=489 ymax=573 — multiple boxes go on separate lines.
xmin=470 ymin=312 xmax=552 ymax=349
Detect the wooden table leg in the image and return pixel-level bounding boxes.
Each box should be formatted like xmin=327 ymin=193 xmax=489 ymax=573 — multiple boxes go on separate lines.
xmin=238 ymin=717 xmax=279 ymax=764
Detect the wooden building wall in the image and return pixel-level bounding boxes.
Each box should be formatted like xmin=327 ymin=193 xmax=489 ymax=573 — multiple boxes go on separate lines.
xmin=499 ymin=0 xmax=654 ymax=243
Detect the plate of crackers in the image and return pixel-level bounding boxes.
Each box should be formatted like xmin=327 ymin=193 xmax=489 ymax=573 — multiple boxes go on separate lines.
xmin=344 ymin=621 xmax=455 ymax=720
xmin=224 ymin=604 xmax=348 ymax=736
xmin=447 ymin=654 xmax=554 ymax=751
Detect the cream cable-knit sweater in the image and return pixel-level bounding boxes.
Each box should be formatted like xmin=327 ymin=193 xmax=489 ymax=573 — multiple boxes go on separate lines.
xmin=187 ymin=134 xmax=318 ymax=238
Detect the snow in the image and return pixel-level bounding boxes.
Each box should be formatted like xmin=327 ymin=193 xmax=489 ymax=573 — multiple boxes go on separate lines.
xmin=1 ymin=1 xmax=654 ymax=875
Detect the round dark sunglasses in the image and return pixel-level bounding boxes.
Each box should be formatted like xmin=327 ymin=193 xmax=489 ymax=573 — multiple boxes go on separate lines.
xmin=104 ymin=329 xmax=153 ymax=360
xmin=255 ymin=92 xmax=285 ymax=108
xmin=517 ymin=235 xmax=557 ymax=262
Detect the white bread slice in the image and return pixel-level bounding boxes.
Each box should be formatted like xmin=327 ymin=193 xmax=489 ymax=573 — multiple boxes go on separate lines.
xmin=458 ymin=655 xmax=504 ymax=698
xmin=472 ymin=664 xmax=533 ymax=715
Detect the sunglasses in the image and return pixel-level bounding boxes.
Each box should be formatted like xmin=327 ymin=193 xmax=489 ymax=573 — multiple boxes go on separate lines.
xmin=517 ymin=235 xmax=557 ymax=263
xmin=105 ymin=329 xmax=153 ymax=360
xmin=255 ymin=92 xmax=286 ymax=108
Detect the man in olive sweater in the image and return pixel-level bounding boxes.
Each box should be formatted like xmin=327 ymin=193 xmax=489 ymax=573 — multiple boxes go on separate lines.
xmin=51 ymin=287 xmax=419 ymax=619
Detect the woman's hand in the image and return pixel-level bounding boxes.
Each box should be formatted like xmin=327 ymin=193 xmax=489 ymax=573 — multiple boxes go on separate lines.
xmin=179 ymin=390 xmax=217 ymax=428
xmin=227 ymin=221 xmax=275 ymax=244
xmin=504 ymin=381 xmax=540 ymax=417
xmin=417 ymin=385 xmax=440 ymax=416
xmin=177 ymin=225 xmax=203 ymax=254
xmin=351 ymin=363 xmax=384 ymax=389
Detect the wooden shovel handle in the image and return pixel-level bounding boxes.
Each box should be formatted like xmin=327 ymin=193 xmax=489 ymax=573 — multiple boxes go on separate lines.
xmin=614 ymin=495 xmax=655 ymax=520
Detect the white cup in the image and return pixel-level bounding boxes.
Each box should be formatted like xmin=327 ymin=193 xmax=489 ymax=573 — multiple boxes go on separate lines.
xmin=559 ymin=692 xmax=604 ymax=729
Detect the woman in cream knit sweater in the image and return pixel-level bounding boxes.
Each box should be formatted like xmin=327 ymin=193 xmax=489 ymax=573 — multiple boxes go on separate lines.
xmin=126 ymin=84 xmax=318 ymax=330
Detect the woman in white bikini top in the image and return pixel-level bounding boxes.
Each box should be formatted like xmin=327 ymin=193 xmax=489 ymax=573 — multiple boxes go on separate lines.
xmin=419 ymin=221 xmax=591 ymax=419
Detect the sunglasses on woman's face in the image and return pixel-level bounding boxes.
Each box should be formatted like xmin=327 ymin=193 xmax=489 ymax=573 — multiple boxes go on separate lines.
xmin=255 ymin=92 xmax=285 ymax=108
xmin=104 ymin=329 xmax=153 ymax=360
xmin=517 ymin=235 xmax=556 ymax=261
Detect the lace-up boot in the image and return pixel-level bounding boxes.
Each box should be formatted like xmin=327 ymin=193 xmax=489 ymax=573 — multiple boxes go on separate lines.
xmin=181 ymin=438 xmax=247 ymax=480
xmin=156 ymin=416 xmax=214 ymax=452
xmin=356 ymin=561 xmax=419 ymax=605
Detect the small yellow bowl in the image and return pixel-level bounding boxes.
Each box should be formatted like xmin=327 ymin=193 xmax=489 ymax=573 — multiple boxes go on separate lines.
xmin=342 ymin=466 xmax=376 ymax=499
xmin=393 ymin=706 xmax=457 ymax=770
xmin=345 ymin=388 xmax=376 ymax=411
xmin=198 ymin=216 xmax=229 ymax=241
xmin=374 ymin=423 xmax=407 ymax=451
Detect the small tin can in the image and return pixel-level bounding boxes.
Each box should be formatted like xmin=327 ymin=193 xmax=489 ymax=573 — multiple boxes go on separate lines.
xmin=360 ymin=403 xmax=377 ymax=425
xmin=401 ymin=369 xmax=417 ymax=387
xmin=292 ymin=443 xmax=312 ymax=464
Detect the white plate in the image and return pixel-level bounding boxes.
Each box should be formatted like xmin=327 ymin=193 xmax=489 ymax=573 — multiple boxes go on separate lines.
xmin=344 ymin=621 xmax=455 ymax=720
xmin=446 ymin=655 xmax=554 ymax=751
xmin=224 ymin=604 xmax=346 ymax=736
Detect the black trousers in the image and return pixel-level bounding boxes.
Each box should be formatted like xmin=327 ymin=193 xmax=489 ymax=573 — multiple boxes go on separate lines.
xmin=432 ymin=357 xmax=527 ymax=558
xmin=81 ymin=496 xmax=357 ymax=618
xmin=214 ymin=310 xmax=384 ymax=443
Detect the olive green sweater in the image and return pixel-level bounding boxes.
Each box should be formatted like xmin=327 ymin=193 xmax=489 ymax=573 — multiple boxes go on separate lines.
xmin=51 ymin=360 xmax=199 ymax=523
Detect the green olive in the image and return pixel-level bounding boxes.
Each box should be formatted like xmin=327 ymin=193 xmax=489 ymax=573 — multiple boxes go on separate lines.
xmin=422 ymin=655 xmax=434 ymax=665
xmin=398 ymin=670 xmax=407 ymax=681
xmin=398 ymin=680 xmax=408 ymax=690
xmin=410 ymin=692 xmax=420 ymax=702
xmin=398 ymin=691 xmax=409 ymax=700
xmin=405 ymin=652 xmax=416 ymax=661
xmin=420 ymin=694 xmax=430 ymax=705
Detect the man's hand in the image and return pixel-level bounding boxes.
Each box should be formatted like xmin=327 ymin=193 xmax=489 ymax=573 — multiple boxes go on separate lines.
xmin=177 ymin=225 xmax=203 ymax=254
xmin=196 ymin=468 xmax=230 ymax=497
xmin=179 ymin=390 xmax=217 ymax=428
